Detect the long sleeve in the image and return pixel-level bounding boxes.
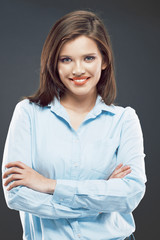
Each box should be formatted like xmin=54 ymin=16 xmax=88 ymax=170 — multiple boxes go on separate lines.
xmin=1 ymin=101 xmax=99 ymax=219
xmin=52 ymin=108 xmax=146 ymax=214
xmin=1 ymin=97 xmax=147 ymax=239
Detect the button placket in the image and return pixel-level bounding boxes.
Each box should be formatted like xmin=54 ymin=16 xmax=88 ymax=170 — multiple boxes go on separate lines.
xmin=74 ymin=162 xmax=79 ymax=167
xmin=71 ymin=134 xmax=81 ymax=180
xmin=68 ymin=219 xmax=83 ymax=240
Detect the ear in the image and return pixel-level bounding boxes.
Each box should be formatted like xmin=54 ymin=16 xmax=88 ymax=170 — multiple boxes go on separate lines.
xmin=101 ymin=61 xmax=107 ymax=70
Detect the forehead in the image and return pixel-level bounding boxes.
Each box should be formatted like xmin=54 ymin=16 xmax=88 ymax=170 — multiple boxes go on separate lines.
xmin=59 ymin=35 xmax=101 ymax=55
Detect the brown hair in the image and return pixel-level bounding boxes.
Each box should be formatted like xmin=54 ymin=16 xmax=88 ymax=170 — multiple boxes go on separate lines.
xmin=25 ymin=10 xmax=116 ymax=106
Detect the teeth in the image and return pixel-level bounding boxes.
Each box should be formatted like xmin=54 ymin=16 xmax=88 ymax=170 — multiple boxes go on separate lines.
xmin=74 ymin=78 xmax=87 ymax=82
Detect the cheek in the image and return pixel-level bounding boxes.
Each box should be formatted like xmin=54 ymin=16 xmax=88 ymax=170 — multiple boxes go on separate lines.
xmin=88 ymin=62 xmax=103 ymax=77
xmin=58 ymin=68 xmax=64 ymax=78
xmin=58 ymin=65 xmax=70 ymax=79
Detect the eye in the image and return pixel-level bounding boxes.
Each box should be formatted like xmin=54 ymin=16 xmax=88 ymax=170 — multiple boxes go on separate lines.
xmin=59 ymin=57 xmax=72 ymax=63
xmin=84 ymin=56 xmax=95 ymax=62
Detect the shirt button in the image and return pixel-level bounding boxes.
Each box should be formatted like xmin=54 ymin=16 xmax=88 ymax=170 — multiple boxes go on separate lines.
xmin=60 ymin=198 xmax=64 ymax=202
xmin=74 ymin=163 xmax=78 ymax=167
xmin=77 ymin=234 xmax=81 ymax=238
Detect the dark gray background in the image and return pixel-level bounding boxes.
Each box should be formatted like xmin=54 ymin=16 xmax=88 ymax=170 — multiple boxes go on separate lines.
xmin=1 ymin=0 xmax=160 ymax=239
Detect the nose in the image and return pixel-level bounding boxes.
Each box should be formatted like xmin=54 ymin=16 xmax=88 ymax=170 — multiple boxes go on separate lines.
xmin=72 ymin=61 xmax=85 ymax=76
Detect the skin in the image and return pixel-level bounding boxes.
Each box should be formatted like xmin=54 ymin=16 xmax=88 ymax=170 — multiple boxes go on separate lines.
xmin=3 ymin=35 xmax=131 ymax=194
xmin=58 ymin=35 xmax=107 ymax=130
xmin=58 ymin=35 xmax=107 ymax=103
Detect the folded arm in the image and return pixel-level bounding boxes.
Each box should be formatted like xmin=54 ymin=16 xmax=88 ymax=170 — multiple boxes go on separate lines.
xmin=2 ymin=101 xmax=99 ymax=219
xmin=2 ymin=102 xmax=146 ymax=217
xmin=50 ymin=108 xmax=146 ymax=214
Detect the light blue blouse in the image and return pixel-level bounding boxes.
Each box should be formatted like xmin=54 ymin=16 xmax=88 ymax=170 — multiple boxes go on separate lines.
xmin=2 ymin=95 xmax=146 ymax=240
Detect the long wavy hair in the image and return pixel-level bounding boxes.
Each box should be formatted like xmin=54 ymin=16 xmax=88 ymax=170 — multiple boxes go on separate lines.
xmin=25 ymin=10 xmax=116 ymax=106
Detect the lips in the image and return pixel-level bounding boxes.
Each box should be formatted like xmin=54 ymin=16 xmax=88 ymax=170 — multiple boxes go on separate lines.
xmin=70 ymin=76 xmax=90 ymax=86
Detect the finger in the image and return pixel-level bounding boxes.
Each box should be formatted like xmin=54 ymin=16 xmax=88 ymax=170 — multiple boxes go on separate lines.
xmin=116 ymin=169 xmax=132 ymax=178
xmin=114 ymin=165 xmax=131 ymax=175
xmin=5 ymin=161 xmax=26 ymax=169
xmin=114 ymin=163 xmax=123 ymax=171
xmin=3 ymin=167 xmax=23 ymax=179
xmin=4 ymin=174 xmax=23 ymax=187
xmin=109 ymin=168 xmax=131 ymax=179
xmin=110 ymin=164 xmax=123 ymax=176
xmin=7 ymin=180 xmax=24 ymax=191
xmin=120 ymin=165 xmax=131 ymax=172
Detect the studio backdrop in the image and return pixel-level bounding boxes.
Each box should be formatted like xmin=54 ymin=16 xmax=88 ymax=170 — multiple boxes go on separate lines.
xmin=1 ymin=0 xmax=160 ymax=239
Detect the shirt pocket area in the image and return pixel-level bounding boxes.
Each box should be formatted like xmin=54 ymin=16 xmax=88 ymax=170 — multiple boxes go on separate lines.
xmin=83 ymin=137 xmax=120 ymax=180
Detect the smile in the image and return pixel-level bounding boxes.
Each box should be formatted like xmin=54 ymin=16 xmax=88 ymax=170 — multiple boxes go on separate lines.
xmin=70 ymin=77 xmax=90 ymax=86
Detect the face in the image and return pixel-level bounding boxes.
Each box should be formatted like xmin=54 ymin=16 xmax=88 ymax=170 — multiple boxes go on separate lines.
xmin=57 ymin=35 xmax=107 ymax=99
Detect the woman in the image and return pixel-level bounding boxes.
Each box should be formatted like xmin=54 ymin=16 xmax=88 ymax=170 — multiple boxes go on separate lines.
xmin=2 ymin=10 xmax=146 ymax=240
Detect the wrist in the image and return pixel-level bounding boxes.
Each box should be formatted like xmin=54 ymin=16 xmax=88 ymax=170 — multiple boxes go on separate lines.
xmin=47 ymin=179 xmax=57 ymax=194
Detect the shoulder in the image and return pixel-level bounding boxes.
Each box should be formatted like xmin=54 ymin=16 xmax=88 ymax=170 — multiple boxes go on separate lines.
xmin=16 ymin=99 xmax=33 ymax=109
xmin=15 ymin=99 xmax=48 ymax=112
xmin=112 ymin=105 xmax=139 ymax=122
xmin=14 ymin=99 xmax=34 ymax=113
xmin=13 ymin=99 xmax=45 ymax=118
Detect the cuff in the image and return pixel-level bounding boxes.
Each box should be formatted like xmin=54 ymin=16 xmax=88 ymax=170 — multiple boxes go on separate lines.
xmin=52 ymin=179 xmax=77 ymax=207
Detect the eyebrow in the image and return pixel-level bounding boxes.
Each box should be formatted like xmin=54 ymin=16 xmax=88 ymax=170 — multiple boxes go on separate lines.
xmin=59 ymin=53 xmax=97 ymax=57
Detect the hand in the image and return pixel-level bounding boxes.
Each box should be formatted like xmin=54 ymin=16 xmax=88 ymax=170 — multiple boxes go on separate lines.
xmin=3 ymin=161 xmax=56 ymax=194
xmin=108 ymin=163 xmax=131 ymax=179
xmin=98 ymin=164 xmax=131 ymax=215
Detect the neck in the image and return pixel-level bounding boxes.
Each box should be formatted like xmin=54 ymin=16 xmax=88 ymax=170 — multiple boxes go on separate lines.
xmin=60 ymin=91 xmax=98 ymax=114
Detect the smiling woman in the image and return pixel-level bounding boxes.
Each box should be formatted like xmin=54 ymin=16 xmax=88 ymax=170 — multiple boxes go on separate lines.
xmin=23 ymin=10 xmax=116 ymax=107
xmin=57 ymin=35 xmax=107 ymax=102
xmin=2 ymin=10 xmax=146 ymax=240
xmin=57 ymin=35 xmax=108 ymax=130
